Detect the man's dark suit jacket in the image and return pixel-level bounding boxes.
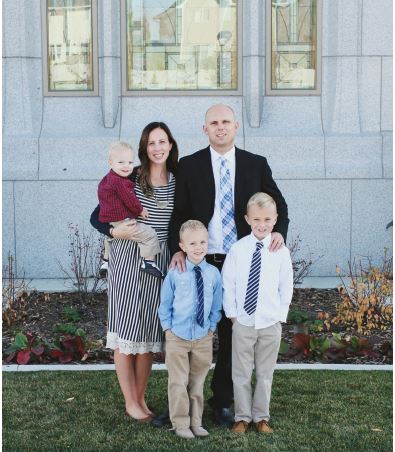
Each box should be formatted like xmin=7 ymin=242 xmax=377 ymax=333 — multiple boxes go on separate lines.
xmin=169 ymin=146 xmax=289 ymax=255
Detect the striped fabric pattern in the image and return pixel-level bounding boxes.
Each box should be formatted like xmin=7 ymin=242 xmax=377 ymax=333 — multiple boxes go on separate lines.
xmin=219 ymin=158 xmax=237 ymax=253
xmin=106 ymin=174 xmax=176 ymax=355
xmin=194 ymin=265 xmax=205 ymax=327
xmin=243 ymin=242 xmax=264 ymax=315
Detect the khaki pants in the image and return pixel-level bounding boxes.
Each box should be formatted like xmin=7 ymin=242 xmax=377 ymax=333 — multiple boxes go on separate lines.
xmin=103 ymin=220 xmax=160 ymax=260
xmin=165 ymin=330 xmax=213 ymax=429
xmin=232 ymin=321 xmax=281 ymax=423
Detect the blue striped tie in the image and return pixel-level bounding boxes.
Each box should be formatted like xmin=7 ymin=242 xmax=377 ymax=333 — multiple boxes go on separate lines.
xmin=244 ymin=242 xmax=264 ymax=315
xmin=194 ymin=266 xmax=204 ymax=327
xmin=220 ymin=158 xmax=237 ymax=253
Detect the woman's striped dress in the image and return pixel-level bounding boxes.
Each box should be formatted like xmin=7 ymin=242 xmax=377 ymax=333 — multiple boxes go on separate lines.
xmin=106 ymin=173 xmax=176 ymax=354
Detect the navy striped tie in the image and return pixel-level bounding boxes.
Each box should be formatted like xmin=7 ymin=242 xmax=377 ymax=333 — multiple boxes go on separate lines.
xmin=194 ymin=266 xmax=204 ymax=327
xmin=244 ymin=242 xmax=264 ymax=315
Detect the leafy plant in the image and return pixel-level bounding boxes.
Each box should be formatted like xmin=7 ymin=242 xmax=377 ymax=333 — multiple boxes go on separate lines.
xmin=287 ymin=308 xmax=310 ymax=324
xmin=50 ymin=334 xmax=87 ymax=364
xmin=58 ymin=223 xmax=105 ymax=299
xmin=54 ymin=322 xmax=86 ymax=337
xmin=63 ymin=306 xmax=81 ymax=323
xmin=288 ymin=236 xmax=321 ymax=287
xmin=289 ymin=332 xmax=379 ymax=362
xmin=333 ymin=251 xmax=393 ymax=335
xmin=5 ymin=332 xmax=47 ymax=365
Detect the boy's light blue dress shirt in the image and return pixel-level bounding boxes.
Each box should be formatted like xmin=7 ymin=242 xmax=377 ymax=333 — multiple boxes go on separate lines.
xmin=159 ymin=258 xmax=223 ymax=341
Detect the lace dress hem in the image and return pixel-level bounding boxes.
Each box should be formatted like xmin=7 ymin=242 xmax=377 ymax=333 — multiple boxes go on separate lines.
xmin=106 ymin=332 xmax=163 ymax=355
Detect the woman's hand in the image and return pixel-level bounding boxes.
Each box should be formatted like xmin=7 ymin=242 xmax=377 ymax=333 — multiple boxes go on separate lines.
xmin=112 ymin=219 xmax=138 ymax=240
xmin=169 ymin=251 xmax=186 ymax=272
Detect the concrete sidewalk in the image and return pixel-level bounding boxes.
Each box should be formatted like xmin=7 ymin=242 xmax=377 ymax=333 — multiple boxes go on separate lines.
xmin=3 ymin=363 xmax=392 ymax=372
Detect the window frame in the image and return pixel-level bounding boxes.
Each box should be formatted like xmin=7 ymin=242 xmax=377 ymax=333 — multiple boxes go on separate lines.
xmin=41 ymin=0 xmax=99 ymax=97
xmin=265 ymin=0 xmax=322 ymax=96
xmin=120 ymin=0 xmax=243 ymax=96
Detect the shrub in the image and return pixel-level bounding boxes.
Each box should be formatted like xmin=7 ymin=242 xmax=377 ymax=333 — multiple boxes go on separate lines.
xmin=288 ymin=236 xmax=321 ymax=287
xmin=58 ymin=223 xmax=105 ymax=298
xmin=332 ymin=251 xmax=393 ymax=335
xmin=2 ymin=254 xmax=30 ymax=327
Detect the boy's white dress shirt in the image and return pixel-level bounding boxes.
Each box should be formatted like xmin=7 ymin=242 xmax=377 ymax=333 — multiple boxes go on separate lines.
xmin=222 ymin=232 xmax=293 ymax=329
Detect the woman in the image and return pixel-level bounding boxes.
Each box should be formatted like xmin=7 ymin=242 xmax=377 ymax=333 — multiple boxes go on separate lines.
xmin=90 ymin=122 xmax=178 ymax=421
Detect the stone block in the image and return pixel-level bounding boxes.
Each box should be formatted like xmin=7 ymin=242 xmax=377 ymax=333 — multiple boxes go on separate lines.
xmin=3 ymin=58 xmax=42 ymax=137
xmin=362 ymin=0 xmax=392 ymax=56
xmin=277 ymin=180 xmax=352 ymax=276
xmin=3 ymin=137 xmax=39 ymax=181
xmin=3 ymin=182 xmax=15 ymax=266
xmin=14 ymin=181 xmax=100 ymax=278
xmin=359 ymin=57 xmax=381 ymax=133
xmin=383 ymin=132 xmax=393 ymax=179
xmin=351 ymin=180 xmax=393 ymax=264
xmin=243 ymin=56 xmax=264 ymax=128
xmin=244 ymin=137 xmax=325 ymax=179
xmin=258 ymin=97 xmax=322 ymax=137
xmin=3 ymin=0 xmax=42 ymax=57
xmin=98 ymin=0 xmax=121 ymax=57
xmin=41 ymin=98 xmax=120 ymax=138
xmin=325 ymin=136 xmax=382 ymax=178
xmin=99 ymin=57 xmax=121 ymax=128
xmin=120 ymin=97 xmax=244 ymax=142
xmin=381 ymin=57 xmax=393 ymax=131
xmin=322 ymin=57 xmax=360 ymax=134
xmin=243 ymin=0 xmax=264 ymax=56
xmin=323 ymin=0 xmax=362 ymax=56
xmin=39 ymin=138 xmax=114 ymax=180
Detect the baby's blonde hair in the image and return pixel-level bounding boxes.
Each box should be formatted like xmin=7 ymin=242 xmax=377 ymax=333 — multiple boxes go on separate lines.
xmin=179 ymin=220 xmax=207 ymax=239
xmin=246 ymin=192 xmax=277 ymax=212
xmin=108 ymin=141 xmax=133 ymax=160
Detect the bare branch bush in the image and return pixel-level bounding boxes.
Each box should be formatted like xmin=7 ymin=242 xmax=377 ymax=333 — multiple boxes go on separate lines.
xmin=2 ymin=253 xmax=31 ymax=327
xmin=58 ymin=223 xmax=105 ymax=298
xmin=289 ymin=236 xmax=322 ymax=287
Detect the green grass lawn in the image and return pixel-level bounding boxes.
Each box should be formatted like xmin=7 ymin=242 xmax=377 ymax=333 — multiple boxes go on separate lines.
xmin=3 ymin=370 xmax=392 ymax=451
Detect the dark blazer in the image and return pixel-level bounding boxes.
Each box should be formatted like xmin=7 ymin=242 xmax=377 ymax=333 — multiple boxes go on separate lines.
xmin=169 ymin=146 xmax=289 ymax=255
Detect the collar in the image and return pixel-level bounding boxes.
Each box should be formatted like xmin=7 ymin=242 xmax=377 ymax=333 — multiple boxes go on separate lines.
xmin=209 ymin=146 xmax=235 ymax=163
xmin=248 ymin=232 xmax=272 ymax=248
xmin=186 ymin=257 xmax=208 ymax=271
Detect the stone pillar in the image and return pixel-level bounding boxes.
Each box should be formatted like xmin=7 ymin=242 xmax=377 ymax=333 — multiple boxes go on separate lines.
xmin=98 ymin=0 xmax=121 ymax=128
xmin=243 ymin=0 xmax=264 ymax=128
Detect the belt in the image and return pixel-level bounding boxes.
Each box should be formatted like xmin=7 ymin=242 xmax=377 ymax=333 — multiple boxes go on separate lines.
xmin=206 ymin=253 xmax=226 ymax=263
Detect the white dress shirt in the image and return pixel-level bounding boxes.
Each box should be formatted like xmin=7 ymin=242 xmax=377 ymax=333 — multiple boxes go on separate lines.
xmin=207 ymin=146 xmax=236 ymax=254
xmin=222 ymin=232 xmax=293 ymax=329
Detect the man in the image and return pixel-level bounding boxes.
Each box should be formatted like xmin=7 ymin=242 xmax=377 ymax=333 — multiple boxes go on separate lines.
xmin=151 ymin=104 xmax=289 ymax=428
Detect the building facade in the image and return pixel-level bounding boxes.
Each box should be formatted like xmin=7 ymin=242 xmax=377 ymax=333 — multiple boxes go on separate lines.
xmin=3 ymin=0 xmax=393 ymax=279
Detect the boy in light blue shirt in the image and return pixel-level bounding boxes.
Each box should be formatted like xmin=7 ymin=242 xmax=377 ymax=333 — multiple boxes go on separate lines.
xmin=159 ymin=220 xmax=222 ymax=439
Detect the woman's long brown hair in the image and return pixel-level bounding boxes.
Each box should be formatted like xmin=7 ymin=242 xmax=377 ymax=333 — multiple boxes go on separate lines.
xmin=137 ymin=122 xmax=179 ymax=196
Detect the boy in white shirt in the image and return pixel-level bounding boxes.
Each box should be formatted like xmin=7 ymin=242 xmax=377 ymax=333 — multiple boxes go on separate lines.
xmin=222 ymin=192 xmax=293 ymax=434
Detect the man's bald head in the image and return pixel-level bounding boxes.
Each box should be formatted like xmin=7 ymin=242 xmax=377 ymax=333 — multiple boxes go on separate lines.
xmin=205 ymin=104 xmax=236 ymax=124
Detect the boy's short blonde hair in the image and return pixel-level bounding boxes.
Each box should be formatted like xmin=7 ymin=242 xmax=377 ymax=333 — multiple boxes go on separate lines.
xmin=179 ymin=220 xmax=207 ymax=239
xmin=108 ymin=141 xmax=133 ymax=160
xmin=246 ymin=192 xmax=277 ymax=212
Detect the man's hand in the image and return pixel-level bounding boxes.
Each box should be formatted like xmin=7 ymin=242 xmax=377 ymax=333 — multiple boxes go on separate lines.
xmin=269 ymin=232 xmax=284 ymax=252
xmin=112 ymin=219 xmax=138 ymax=240
xmin=140 ymin=207 xmax=149 ymax=219
xmin=169 ymin=251 xmax=186 ymax=272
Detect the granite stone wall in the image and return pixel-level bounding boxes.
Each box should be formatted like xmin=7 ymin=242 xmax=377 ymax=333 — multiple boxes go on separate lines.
xmin=3 ymin=0 xmax=392 ymax=278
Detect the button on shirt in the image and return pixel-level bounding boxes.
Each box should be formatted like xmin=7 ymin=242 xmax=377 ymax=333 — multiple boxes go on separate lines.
xmin=159 ymin=259 xmax=223 ymax=340
xmin=222 ymin=233 xmax=293 ymax=329
xmin=207 ymin=146 xmax=236 ymax=254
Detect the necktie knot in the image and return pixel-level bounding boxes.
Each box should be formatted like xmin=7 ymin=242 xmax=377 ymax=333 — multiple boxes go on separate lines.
xmin=255 ymin=242 xmax=264 ymax=252
xmin=194 ymin=265 xmax=202 ymax=275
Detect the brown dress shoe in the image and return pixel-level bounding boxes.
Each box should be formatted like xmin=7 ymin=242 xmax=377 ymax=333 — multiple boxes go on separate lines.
xmin=255 ymin=420 xmax=273 ymax=433
xmin=231 ymin=420 xmax=249 ymax=433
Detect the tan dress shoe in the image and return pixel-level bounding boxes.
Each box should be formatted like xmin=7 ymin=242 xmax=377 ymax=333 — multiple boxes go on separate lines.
xmin=231 ymin=420 xmax=249 ymax=433
xmin=255 ymin=420 xmax=273 ymax=433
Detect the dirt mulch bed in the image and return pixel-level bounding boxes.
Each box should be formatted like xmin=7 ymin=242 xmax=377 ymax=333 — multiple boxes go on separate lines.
xmin=2 ymin=288 xmax=392 ymax=365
